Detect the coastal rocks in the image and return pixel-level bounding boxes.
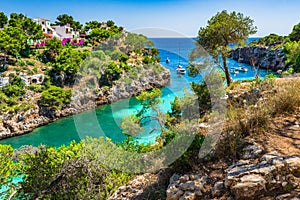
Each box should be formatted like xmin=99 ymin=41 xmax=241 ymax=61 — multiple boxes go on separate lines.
xmin=108 ymin=67 xmax=170 ymax=104
xmin=231 ymin=46 xmax=286 ymax=72
xmin=225 ymin=154 xmax=300 ymax=199
xmin=166 ymin=174 xmax=209 ymax=200
xmin=0 ymin=64 xmax=170 ymax=140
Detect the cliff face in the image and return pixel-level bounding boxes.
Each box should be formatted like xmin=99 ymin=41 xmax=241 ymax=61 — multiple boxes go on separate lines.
xmin=231 ymin=46 xmax=287 ymax=72
xmin=0 ymin=65 xmax=170 ymax=139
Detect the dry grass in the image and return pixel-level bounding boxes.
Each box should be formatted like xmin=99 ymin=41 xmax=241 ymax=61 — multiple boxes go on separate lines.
xmin=271 ymin=78 xmax=300 ymax=115
xmin=215 ymin=77 xmax=300 ymax=160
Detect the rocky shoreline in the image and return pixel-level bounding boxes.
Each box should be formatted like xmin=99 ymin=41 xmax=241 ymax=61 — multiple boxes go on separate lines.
xmin=230 ymin=46 xmax=287 ymax=72
xmin=0 ymin=66 xmax=170 ymax=140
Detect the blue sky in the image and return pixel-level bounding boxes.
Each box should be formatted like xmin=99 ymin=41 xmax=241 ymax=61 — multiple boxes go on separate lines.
xmin=1 ymin=0 xmax=300 ymax=37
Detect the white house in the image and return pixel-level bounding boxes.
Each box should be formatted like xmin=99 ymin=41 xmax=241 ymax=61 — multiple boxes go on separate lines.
xmin=33 ymin=18 xmax=79 ymax=39
xmin=52 ymin=24 xmax=79 ymax=39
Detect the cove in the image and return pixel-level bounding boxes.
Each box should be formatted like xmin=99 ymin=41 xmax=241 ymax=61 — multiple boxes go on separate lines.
xmin=0 ymin=38 xmax=269 ymax=149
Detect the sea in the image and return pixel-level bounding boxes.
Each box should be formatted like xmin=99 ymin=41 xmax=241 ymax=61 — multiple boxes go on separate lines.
xmin=0 ymin=37 xmax=270 ymax=149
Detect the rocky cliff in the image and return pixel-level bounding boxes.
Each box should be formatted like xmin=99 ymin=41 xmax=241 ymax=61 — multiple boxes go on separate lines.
xmin=0 ymin=65 xmax=170 ymax=139
xmin=231 ymin=46 xmax=287 ymax=72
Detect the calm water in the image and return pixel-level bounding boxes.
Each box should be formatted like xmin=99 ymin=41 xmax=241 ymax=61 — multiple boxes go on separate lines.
xmin=0 ymin=38 xmax=269 ymax=149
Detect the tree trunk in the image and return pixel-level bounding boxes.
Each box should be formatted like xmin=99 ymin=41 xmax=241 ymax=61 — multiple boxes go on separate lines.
xmin=222 ymin=54 xmax=232 ymax=86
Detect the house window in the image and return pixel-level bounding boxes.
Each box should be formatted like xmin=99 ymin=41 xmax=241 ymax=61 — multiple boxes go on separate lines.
xmin=42 ymin=21 xmax=45 ymax=25
xmin=66 ymin=29 xmax=69 ymax=33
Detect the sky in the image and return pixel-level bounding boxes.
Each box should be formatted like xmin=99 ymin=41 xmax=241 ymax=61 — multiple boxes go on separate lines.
xmin=1 ymin=0 xmax=300 ymax=37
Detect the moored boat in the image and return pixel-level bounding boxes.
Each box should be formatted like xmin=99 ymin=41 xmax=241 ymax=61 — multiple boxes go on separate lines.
xmin=176 ymin=65 xmax=186 ymax=74
xmin=166 ymin=57 xmax=170 ymax=63
xmin=230 ymin=68 xmax=239 ymax=74
xmin=237 ymin=66 xmax=248 ymax=72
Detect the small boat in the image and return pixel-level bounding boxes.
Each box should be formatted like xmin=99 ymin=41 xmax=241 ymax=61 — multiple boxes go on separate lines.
xmin=166 ymin=57 xmax=170 ymax=63
xmin=176 ymin=65 xmax=186 ymax=74
xmin=237 ymin=66 xmax=248 ymax=72
xmin=230 ymin=68 xmax=239 ymax=74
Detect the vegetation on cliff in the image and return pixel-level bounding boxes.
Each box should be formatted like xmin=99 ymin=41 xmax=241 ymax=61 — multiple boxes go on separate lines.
xmin=248 ymin=22 xmax=300 ymax=74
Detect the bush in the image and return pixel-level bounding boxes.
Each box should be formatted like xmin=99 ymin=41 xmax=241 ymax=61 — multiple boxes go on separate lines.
xmin=28 ymin=84 xmax=44 ymax=93
xmin=271 ymin=79 xmax=300 ymax=115
xmin=26 ymin=60 xmax=35 ymax=66
xmin=39 ymin=86 xmax=72 ymax=110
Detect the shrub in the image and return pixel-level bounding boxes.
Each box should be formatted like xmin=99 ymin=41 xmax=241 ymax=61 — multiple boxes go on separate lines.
xmin=39 ymin=86 xmax=72 ymax=110
xmin=26 ymin=60 xmax=35 ymax=66
xmin=28 ymin=84 xmax=44 ymax=93
xmin=271 ymin=79 xmax=300 ymax=115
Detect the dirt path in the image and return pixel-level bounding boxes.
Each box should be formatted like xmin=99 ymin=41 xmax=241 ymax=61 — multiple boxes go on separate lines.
xmin=256 ymin=112 xmax=300 ymax=156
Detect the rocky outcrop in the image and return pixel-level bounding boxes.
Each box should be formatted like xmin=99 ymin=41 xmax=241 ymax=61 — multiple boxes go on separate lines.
xmin=163 ymin=154 xmax=300 ymax=200
xmin=166 ymin=174 xmax=209 ymax=200
xmin=225 ymin=154 xmax=300 ymax=199
xmin=108 ymin=173 xmax=159 ymax=200
xmin=231 ymin=46 xmax=286 ymax=72
xmin=0 ymin=65 xmax=170 ymax=140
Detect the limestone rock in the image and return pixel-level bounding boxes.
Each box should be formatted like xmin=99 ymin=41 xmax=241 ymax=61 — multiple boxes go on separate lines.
xmin=231 ymin=46 xmax=286 ymax=72
xmin=225 ymin=154 xmax=300 ymax=199
xmin=166 ymin=174 xmax=207 ymax=200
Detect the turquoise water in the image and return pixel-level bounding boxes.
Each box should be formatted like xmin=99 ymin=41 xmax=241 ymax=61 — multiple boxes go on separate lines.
xmin=0 ymin=38 xmax=269 ymax=149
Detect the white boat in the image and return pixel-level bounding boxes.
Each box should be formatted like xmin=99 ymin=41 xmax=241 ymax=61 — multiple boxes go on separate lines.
xmin=166 ymin=57 xmax=170 ymax=63
xmin=237 ymin=66 xmax=248 ymax=72
xmin=230 ymin=68 xmax=239 ymax=74
xmin=176 ymin=65 xmax=186 ymax=74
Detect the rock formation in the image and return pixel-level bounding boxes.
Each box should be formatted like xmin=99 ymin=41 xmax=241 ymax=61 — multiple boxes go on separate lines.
xmin=231 ymin=46 xmax=286 ymax=72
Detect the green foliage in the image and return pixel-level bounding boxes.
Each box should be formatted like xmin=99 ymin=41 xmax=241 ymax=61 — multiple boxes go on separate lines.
xmin=166 ymin=96 xmax=182 ymax=127
xmin=14 ymin=139 xmax=131 ymax=199
xmin=121 ymin=88 xmax=163 ymax=137
xmin=53 ymin=14 xmax=82 ymax=31
xmin=99 ymin=61 xmax=122 ymax=86
xmin=0 ymin=26 xmax=27 ymax=56
xmin=190 ymin=82 xmax=211 ymax=116
xmin=106 ymin=20 xmax=115 ymax=27
xmin=249 ymin=33 xmax=286 ymax=47
xmin=48 ymin=48 xmax=90 ymax=85
xmin=8 ymin=73 xmax=25 ymax=88
xmin=121 ymin=115 xmax=142 ymax=136
xmin=41 ymin=38 xmax=64 ymax=63
xmin=53 ymin=48 xmax=85 ymax=74
xmin=39 ymin=86 xmax=72 ymax=110
xmin=118 ymin=53 xmax=129 ymax=63
xmin=136 ymin=88 xmax=162 ymax=110
xmin=123 ymin=32 xmax=154 ymax=53
xmin=0 ymin=145 xmax=20 ymax=199
xmin=28 ymin=84 xmax=44 ymax=93
xmin=8 ymin=13 xmax=44 ymax=40
xmin=283 ymin=41 xmax=300 ymax=72
xmin=0 ymin=80 xmax=27 ymax=113
xmin=195 ymin=10 xmax=257 ymax=85
xmin=289 ymin=22 xmax=300 ymax=42
xmin=0 ymin=12 xmax=8 ymax=28
xmin=91 ymin=50 xmax=106 ymax=60
xmin=2 ymin=84 xmax=25 ymax=98
xmin=84 ymin=20 xmax=101 ymax=32
xmin=88 ymin=26 xmax=122 ymax=45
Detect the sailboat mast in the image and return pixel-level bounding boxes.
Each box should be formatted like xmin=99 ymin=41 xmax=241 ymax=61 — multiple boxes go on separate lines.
xmin=178 ymin=43 xmax=180 ymax=66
